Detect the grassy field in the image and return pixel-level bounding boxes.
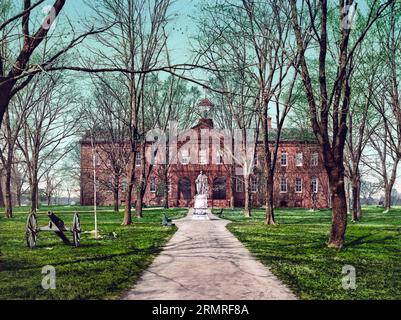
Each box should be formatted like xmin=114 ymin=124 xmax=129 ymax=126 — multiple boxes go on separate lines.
xmin=0 ymin=206 xmax=187 ymax=300
xmin=215 ymin=207 xmax=401 ymax=300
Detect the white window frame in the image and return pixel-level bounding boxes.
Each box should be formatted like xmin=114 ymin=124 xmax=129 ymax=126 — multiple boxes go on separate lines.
xmin=312 ymin=177 xmax=319 ymax=194
xmin=280 ymin=177 xmax=288 ymax=193
xmin=180 ymin=149 xmax=190 ymax=165
xmin=236 ymin=178 xmax=244 ymax=193
xmin=150 ymin=178 xmax=157 ymax=193
xmin=295 ymin=177 xmax=303 ymax=193
xmin=135 ymin=152 xmax=141 ymax=166
xmin=281 ymin=152 xmax=288 ymax=167
xmin=107 ymin=177 xmax=113 ymax=190
xmin=199 ymin=149 xmax=208 ymax=165
xmin=216 ymin=151 xmax=223 ymax=165
xmin=295 ymin=153 xmax=303 ymax=167
xmin=121 ymin=179 xmax=128 ymax=192
xmin=311 ymin=153 xmax=319 ymax=167
xmin=251 ymin=177 xmax=259 ymax=193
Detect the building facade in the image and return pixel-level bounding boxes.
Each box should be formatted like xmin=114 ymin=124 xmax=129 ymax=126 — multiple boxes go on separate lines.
xmin=81 ymin=106 xmax=330 ymax=209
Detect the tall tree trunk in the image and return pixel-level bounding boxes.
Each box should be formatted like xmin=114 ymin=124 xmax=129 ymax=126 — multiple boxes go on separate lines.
xmin=31 ymin=175 xmax=38 ymax=212
xmin=351 ymin=175 xmax=362 ymax=222
xmin=230 ymin=175 xmax=235 ymax=210
xmin=244 ymin=175 xmax=251 ymax=217
xmin=136 ymin=145 xmax=146 ymax=219
xmin=123 ymin=155 xmax=134 ymax=225
xmin=163 ymin=167 xmax=169 ymax=209
xmin=16 ymin=190 xmax=22 ymax=207
xmin=113 ymin=174 xmax=119 ymax=213
xmin=265 ymin=173 xmax=275 ymax=225
xmin=328 ymin=172 xmax=348 ymax=249
xmin=136 ymin=187 xmax=144 ymax=218
xmin=383 ymin=183 xmax=393 ymax=213
xmin=4 ymin=166 xmax=13 ymax=218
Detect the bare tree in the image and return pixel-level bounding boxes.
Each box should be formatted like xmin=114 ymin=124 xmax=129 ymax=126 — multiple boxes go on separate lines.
xmin=86 ymin=0 xmax=174 ymax=224
xmin=0 ymin=78 xmax=33 ymax=217
xmin=344 ymin=42 xmax=381 ymax=221
xmin=84 ymin=77 xmax=131 ymax=213
xmin=44 ymin=169 xmax=62 ymax=206
xmin=17 ymin=73 xmax=79 ymax=212
xmin=369 ymin=1 xmax=401 ymax=213
xmin=289 ymin=0 xmax=393 ymax=248
xmin=195 ymin=2 xmax=259 ymax=216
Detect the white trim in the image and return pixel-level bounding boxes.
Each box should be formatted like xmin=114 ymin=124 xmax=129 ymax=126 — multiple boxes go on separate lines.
xmin=295 ymin=153 xmax=303 ymax=167
xmin=295 ymin=177 xmax=303 ymax=193
xmin=236 ymin=177 xmax=244 ymax=193
xmin=280 ymin=177 xmax=288 ymax=193
xmin=311 ymin=153 xmax=319 ymax=167
xmin=281 ymin=152 xmax=288 ymax=167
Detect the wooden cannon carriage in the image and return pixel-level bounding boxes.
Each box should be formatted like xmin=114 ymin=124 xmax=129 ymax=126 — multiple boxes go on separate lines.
xmin=26 ymin=212 xmax=82 ymax=249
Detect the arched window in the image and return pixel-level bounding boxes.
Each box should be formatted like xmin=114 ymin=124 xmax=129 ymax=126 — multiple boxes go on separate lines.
xmin=178 ymin=177 xmax=191 ymax=200
xmin=213 ymin=177 xmax=227 ymax=200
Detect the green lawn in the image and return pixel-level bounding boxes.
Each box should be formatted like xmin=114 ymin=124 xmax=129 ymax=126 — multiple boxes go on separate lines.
xmin=0 ymin=206 xmax=187 ymax=300
xmin=215 ymin=207 xmax=401 ymax=300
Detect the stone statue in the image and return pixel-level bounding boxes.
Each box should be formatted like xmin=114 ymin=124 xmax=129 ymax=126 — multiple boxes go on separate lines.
xmin=195 ymin=171 xmax=208 ymax=195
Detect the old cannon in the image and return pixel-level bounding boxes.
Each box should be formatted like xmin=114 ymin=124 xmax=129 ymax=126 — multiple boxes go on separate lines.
xmin=26 ymin=211 xmax=82 ymax=249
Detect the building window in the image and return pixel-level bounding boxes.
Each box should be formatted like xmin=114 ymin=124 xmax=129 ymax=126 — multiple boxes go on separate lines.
xmin=107 ymin=177 xmax=113 ymax=190
xmin=180 ymin=149 xmax=190 ymax=165
xmin=311 ymin=153 xmax=319 ymax=167
xmin=213 ymin=177 xmax=227 ymax=200
xmin=251 ymin=177 xmax=259 ymax=193
xmin=121 ymin=179 xmax=128 ymax=192
xmin=280 ymin=177 xmax=288 ymax=193
xmin=295 ymin=177 xmax=303 ymax=193
xmin=135 ymin=152 xmax=141 ymax=166
xmin=95 ymin=179 xmax=100 ymax=192
xmin=150 ymin=178 xmax=157 ymax=193
xmin=236 ymin=177 xmax=244 ymax=193
xmin=216 ymin=151 xmax=223 ymax=165
xmin=281 ymin=152 xmax=288 ymax=167
xmin=94 ymin=153 xmax=101 ymax=166
xmin=199 ymin=149 xmax=208 ymax=165
xmin=311 ymin=177 xmax=318 ymax=193
xmin=295 ymin=153 xmax=303 ymax=167
xmin=253 ymin=156 xmax=258 ymax=167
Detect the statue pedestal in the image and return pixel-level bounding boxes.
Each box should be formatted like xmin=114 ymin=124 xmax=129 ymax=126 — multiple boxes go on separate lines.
xmin=193 ymin=194 xmax=209 ymax=220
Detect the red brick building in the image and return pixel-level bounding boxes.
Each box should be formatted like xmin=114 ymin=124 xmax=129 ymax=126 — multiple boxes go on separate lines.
xmin=81 ymin=108 xmax=330 ymax=209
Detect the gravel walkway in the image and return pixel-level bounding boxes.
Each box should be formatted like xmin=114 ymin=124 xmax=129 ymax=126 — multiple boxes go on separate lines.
xmin=123 ymin=209 xmax=297 ymax=300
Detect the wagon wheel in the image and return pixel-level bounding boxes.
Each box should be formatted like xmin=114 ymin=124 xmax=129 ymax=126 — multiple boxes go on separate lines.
xmin=26 ymin=213 xmax=38 ymax=249
xmin=72 ymin=213 xmax=81 ymax=247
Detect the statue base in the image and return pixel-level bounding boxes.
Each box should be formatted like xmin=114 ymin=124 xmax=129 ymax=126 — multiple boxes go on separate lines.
xmin=193 ymin=195 xmax=209 ymax=220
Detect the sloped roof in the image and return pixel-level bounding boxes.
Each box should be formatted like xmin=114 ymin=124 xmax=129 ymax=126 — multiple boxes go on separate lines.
xmin=264 ymin=128 xmax=317 ymax=143
xmin=198 ymin=98 xmax=214 ymax=107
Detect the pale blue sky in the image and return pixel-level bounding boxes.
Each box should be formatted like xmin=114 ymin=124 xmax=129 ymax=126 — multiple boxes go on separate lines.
xmin=60 ymin=0 xmax=197 ymax=64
